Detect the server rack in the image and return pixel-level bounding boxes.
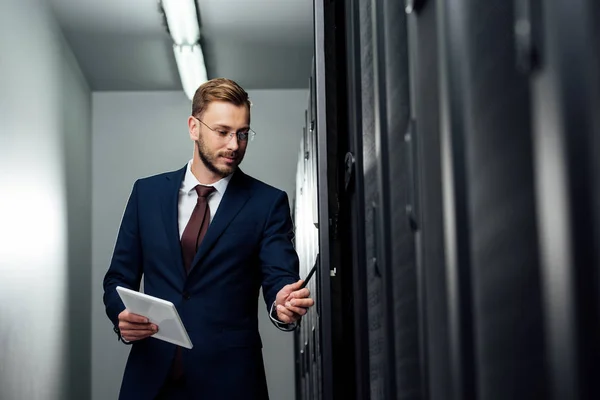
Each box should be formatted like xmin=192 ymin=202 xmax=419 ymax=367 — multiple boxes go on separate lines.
xmin=294 ymin=65 xmax=324 ymax=400
xmin=372 ymin=0 xmax=424 ymax=399
xmin=344 ymin=0 xmax=371 ymax=398
xmin=531 ymin=1 xmax=600 ymax=398
xmin=295 ymin=1 xmax=600 ymax=399
xmin=437 ymin=1 xmax=548 ymax=399
xmin=293 ymin=0 xmax=336 ymax=399
xmin=405 ymin=2 xmax=454 ymax=399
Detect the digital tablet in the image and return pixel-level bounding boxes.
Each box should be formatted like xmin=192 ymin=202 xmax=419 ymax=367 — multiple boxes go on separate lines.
xmin=116 ymin=286 xmax=193 ymax=349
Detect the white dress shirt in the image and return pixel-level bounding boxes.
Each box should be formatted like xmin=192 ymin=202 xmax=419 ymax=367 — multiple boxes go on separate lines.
xmin=177 ymin=160 xmax=296 ymax=330
xmin=178 ymin=160 xmax=232 ymax=239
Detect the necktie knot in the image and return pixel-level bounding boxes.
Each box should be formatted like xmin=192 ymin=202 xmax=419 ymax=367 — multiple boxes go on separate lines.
xmin=195 ymin=185 xmax=215 ymax=198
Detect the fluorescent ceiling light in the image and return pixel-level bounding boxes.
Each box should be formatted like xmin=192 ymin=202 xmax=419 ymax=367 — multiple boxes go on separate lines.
xmin=160 ymin=0 xmax=208 ymax=100
xmin=174 ymin=44 xmax=208 ymax=101
xmin=160 ymin=0 xmax=200 ymax=45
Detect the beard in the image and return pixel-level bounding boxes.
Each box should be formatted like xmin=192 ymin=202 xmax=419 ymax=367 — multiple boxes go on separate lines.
xmin=196 ymin=135 xmax=244 ymax=178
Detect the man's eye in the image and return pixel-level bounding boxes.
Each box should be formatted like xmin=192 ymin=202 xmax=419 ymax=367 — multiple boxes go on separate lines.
xmin=217 ymin=130 xmax=228 ymax=136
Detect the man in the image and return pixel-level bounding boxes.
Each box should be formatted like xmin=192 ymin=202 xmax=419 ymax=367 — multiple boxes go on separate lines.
xmin=103 ymin=78 xmax=314 ymax=399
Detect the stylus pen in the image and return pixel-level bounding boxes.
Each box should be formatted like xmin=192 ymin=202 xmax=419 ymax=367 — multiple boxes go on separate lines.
xmin=300 ymin=262 xmax=318 ymax=289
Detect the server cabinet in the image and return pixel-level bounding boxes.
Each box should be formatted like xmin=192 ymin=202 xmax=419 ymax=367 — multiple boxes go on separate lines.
xmin=296 ymin=0 xmax=362 ymax=398
xmin=356 ymin=0 xmax=390 ymax=397
xmin=371 ymin=0 xmax=424 ymax=399
xmin=531 ymin=1 xmax=600 ymax=398
xmin=343 ymin=0 xmax=371 ymax=398
xmin=294 ymin=65 xmax=324 ymax=400
xmin=301 ymin=1 xmax=599 ymax=399
xmin=316 ymin=0 xmax=364 ymax=398
xmin=293 ymin=1 xmax=338 ymax=399
xmin=405 ymin=1 xmax=454 ymax=399
xmin=436 ymin=0 xmax=549 ymax=398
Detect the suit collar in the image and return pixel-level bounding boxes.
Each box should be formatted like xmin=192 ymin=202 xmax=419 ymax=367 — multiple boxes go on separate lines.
xmin=161 ymin=165 xmax=188 ymax=281
xmin=180 ymin=159 xmax=233 ymax=198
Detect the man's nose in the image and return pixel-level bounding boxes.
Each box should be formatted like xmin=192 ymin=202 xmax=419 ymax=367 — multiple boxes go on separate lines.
xmin=227 ymin=134 xmax=239 ymax=151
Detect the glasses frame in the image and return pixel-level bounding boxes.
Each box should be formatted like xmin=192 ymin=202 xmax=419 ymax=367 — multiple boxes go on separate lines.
xmin=193 ymin=116 xmax=256 ymax=142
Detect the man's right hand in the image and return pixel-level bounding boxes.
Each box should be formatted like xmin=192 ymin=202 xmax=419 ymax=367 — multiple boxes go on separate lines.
xmin=118 ymin=309 xmax=158 ymax=342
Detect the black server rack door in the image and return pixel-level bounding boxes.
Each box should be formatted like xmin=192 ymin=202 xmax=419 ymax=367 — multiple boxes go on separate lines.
xmin=372 ymin=0 xmax=424 ymax=399
xmin=531 ymin=0 xmax=600 ymax=398
xmin=314 ymin=0 xmax=334 ymax=399
xmin=344 ymin=0 xmax=371 ymax=399
xmin=358 ymin=0 xmax=389 ymax=398
xmin=323 ymin=0 xmax=366 ymax=398
xmin=294 ymin=62 xmax=323 ymax=400
xmin=405 ymin=1 xmax=454 ymax=399
xmin=438 ymin=0 xmax=547 ymax=399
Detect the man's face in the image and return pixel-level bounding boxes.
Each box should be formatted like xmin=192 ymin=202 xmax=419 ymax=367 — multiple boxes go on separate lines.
xmin=192 ymin=101 xmax=249 ymax=178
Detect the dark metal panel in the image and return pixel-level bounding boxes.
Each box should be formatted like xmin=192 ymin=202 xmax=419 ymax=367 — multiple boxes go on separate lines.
xmin=380 ymin=2 xmax=423 ymax=399
xmin=531 ymin=0 xmax=600 ymax=398
xmin=406 ymin=1 xmax=453 ymax=398
xmin=371 ymin=0 xmax=398 ymax=398
xmin=357 ymin=0 xmax=388 ymax=398
xmin=458 ymin=1 xmax=547 ymax=398
xmin=374 ymin=0 xmax=424 ymax=398
xmin=437 ymin=0 xmax=477 ymax=398
xmin=345 ymin=0 xmax=371 ymax=399
xmin=313 ymin=1 xmax=334 ymax=399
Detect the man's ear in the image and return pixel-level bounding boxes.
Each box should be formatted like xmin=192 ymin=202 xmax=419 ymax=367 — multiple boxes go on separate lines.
xmin=188 ymin=116 xmax=199 ymax=141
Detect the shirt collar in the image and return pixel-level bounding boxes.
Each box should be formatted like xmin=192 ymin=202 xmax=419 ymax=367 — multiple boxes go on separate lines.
xmin=181 ymin=159 xmax=233 ymax=195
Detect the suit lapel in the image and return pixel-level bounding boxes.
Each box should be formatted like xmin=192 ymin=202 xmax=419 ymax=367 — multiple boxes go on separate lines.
xmin=161 ymin=165 xmax=187 ymax=281
xmin=188 ymin=169 xmax=252 ymax=275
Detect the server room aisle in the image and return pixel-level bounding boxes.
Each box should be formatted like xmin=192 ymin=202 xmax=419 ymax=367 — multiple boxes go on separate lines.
xmin=294 ymin=0 xmax=600 ymax=399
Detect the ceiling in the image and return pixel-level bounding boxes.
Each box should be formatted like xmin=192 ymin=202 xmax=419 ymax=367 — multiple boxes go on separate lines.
xmin=49 ymin=0 xmax=314 ymax=91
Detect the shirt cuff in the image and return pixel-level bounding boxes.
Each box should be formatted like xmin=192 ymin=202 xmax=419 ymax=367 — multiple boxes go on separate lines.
xmin=113 ymin=326 xmax=133 ymax=345
xmin=269 ymin=301 xmax=298 ymax=332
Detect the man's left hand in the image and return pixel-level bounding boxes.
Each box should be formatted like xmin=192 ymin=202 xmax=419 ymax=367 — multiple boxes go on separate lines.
xmin=275 ymin=280 xmax=315 ymax=324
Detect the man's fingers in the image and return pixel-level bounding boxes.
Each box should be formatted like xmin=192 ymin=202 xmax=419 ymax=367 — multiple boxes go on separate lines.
xmin=286 ymin=305 xmax=307 ymax=316
xmin=275 ymin=280 xmax=312 ymax=322
xmin=277 ymin=304 xmax=294 ymax=318
xmin=119 ymin=310 xmax=150 ymax=324
xmin=120 ymin=324 xmax=158 ymax=342
xmin=284 ymin=299 xmax=310 ymax=316
xmin=119 ymin=321 xmax=158 ymax=331
xmin=288 ymin=298 xmax=314 ymax=308
xmin=284 ymin=280 xmax=304 ymax=293
xmin=287 ymin=288 xmax=311 ymax=300
xmin=121 ymin=330 xmax=155 ymax=342
xmin=276 ymin=314 xmax=293 ymax=324
xmin=277 ymin=305 xmax=303 ymax=323
xmin=276 ymin=308 xmax=300 ymax=324
xmin=122 ymin=330 xmax=153 ymax=339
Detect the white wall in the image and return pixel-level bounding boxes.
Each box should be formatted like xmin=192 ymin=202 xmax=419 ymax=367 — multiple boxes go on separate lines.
xmin=92 ymin=89 xmax=307 ymax=400
xmin=0 ymin=1 xmax=92 ymax=399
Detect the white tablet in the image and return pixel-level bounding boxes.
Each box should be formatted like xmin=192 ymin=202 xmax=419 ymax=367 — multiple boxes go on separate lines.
xmin=116 ymin=286 xmax=193 ymax=349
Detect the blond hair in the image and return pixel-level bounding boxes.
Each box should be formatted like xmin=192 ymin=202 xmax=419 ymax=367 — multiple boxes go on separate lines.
xmin=191 ymin=78 xmax=251 ymax=118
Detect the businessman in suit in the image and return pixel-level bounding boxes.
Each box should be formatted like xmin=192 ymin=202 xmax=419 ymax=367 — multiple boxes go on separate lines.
xmin=103 ymin=78 xmax=314 ymax=399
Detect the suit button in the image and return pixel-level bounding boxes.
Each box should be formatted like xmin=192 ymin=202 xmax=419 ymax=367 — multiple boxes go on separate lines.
xmin=183 ymin=292 xmax=191 ymax=300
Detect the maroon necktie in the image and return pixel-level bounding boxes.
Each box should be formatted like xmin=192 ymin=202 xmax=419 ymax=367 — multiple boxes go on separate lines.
xmin=169 ymin=185 xmax=215 ymax=383
xmin=181 ymin=185 xmax=215 ymax=273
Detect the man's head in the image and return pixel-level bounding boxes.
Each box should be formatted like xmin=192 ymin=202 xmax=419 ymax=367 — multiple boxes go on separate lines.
xmin=188 ymin=78 xmax=252 ymax=180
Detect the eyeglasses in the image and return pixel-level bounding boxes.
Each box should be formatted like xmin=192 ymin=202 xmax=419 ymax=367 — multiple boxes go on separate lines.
xmin=194 ymin=117 xmax=256 ymax=142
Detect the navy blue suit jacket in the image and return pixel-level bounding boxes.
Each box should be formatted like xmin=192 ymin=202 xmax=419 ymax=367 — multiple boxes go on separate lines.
xmin=103 ymin=165 xmax=300 ymax=400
